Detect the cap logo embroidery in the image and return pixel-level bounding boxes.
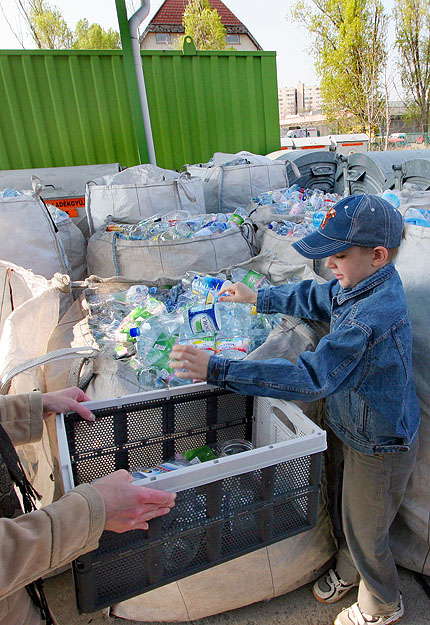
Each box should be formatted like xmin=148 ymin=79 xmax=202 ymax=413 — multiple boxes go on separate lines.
xmin=320 ymin=207 xmax=337 ymax=229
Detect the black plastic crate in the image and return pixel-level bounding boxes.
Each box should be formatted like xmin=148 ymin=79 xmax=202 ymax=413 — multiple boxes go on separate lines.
xmin=57 ymin=386 xmax=325 ymax=613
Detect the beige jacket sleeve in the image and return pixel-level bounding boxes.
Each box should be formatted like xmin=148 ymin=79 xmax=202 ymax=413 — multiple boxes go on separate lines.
xmin=0 ymin=484 xmax=105 ymax=601
xmin=0 ymin=391 xmax=106 ymax=602
xmin=0 ymin=391 xmax=44 ymax=446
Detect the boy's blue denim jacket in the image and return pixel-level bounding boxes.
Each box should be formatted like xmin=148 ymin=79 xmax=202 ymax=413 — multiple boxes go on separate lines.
xmin=207 ymin=263 xmax=420 ymax=455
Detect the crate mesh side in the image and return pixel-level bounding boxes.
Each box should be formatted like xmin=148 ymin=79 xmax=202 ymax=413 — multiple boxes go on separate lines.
xmin=74 ymin=451 xmax=322 ymax=612
xmin=66 ymin=390 xmax=253 ymax=485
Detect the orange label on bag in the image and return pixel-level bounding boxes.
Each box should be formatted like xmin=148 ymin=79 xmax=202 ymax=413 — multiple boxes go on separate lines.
xmin=45 ymin=197 xmax=84 ymax=218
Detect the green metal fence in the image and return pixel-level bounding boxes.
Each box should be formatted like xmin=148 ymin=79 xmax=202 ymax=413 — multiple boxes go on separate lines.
xmin=0 ymin=47 xmax=280 ymax=171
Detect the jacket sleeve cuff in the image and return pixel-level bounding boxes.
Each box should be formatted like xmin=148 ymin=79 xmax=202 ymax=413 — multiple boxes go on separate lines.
xmin=257 ymin=287 xmax=271 ymax=314
xmin=42 ymin=483 xmax=106 ymax=570
xmin=207 ymin=355 xmax=228 ymax=386
xmin=0 ymin=391 xmax=43 ymax=445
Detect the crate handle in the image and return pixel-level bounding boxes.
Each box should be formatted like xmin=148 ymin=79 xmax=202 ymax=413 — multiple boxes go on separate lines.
xmin=271 ymin=406 xmax=298 ymax=436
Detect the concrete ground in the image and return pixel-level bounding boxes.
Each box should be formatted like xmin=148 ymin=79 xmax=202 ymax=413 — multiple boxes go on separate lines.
xmin=45 ymin=565 xmax=430 ymax=625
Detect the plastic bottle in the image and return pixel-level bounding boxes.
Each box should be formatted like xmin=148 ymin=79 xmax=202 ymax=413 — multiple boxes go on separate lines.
xmin=191 ymin=275 xmax=232 ymax=296
xmin=125 ymin=285 xmax=149 ymax=307
xmin=215 ymin=337 xmax=251 ymax=359
xmin=313 ymin=210 xmax=328 ymax=228
xmin=227 ymin=207 xmax=248 ymax=226
xmin=289 ymin=201 xmax=306 ymax=216
xmin=404 ymin=207 xmax=430 ymax=227
xmin=193 ymin=221 xmax=228 ymax=237
xmin=161 ymin=209 xmax=191 ymax=225
xmin=382 ymin=190 xmax=401 ymax=210
xmin=1 ymin=188 xmax=22 ymax=197
xmin=230 ymin=268 xmax=267 ymax=290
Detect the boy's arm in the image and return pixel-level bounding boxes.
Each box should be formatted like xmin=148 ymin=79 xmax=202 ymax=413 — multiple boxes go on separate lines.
xmin=257 ymin=279 xmax=336 ymax=322
xmin=207 ymin=320 xmax=369 ymax=401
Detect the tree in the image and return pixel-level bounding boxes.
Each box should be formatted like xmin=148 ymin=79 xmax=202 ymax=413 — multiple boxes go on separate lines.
xmin=3 ymin=0 xmax=121 ymax=49
xmin=177 ymin=0 xmax=228 ymax=51
xmin=290 ymin=0 xmax=389 ymax=138
xmin=19 ymin=0 xmax=73 ymax=49
xmin=394 ymin=0 xmax=430 ymax=132
xmin=73 ymin=19 xmax=120 ymax=50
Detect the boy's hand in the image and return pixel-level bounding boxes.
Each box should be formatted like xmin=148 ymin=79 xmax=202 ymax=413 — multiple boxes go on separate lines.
xmin=217 ymin=281 xmax=257 ymax=304
xmin=169 ymin=344 xmax=211 ymax=381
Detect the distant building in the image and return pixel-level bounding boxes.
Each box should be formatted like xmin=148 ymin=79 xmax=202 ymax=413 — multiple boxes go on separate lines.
xmin=278 ymin=82 xmax=323 ymax=118
xmin=140 ymin=0 xmax=262 ymax=51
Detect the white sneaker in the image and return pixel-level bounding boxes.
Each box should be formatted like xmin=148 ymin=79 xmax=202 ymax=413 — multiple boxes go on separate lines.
xmin=313 ymin=568 xmax=358 ymax=604
xmin=334 ymin=597 xmax=404 ymax=625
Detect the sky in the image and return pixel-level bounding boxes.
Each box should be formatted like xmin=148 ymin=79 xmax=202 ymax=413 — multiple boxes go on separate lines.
xmin=0 ymin=0 xmax=319 ymax=88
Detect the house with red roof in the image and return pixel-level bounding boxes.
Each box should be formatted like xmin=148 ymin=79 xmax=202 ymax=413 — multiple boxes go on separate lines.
xmin=140 ymin=0 xmax=262 ymax=51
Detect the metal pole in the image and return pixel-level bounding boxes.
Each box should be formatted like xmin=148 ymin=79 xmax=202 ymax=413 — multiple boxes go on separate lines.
xmin=115 ymin=0 xmax=156 ymax=165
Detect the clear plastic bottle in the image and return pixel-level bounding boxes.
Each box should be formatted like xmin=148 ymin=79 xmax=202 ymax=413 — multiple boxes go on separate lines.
xmin=193 ymin=221 xmax=228 ymax=237
xmin=125 ymin=284 xmax=149 ymax=307
xmin=313 ymin=210 xmax=328 ymax=228
xmin=404 ymin=207 xmax=430 ymax=227
xmin=382 ymin=190 xmax=401 ymax=210
xmin=230 ymin=268 xmax=267 ymax=290
xmin=161 ymin=209 xmax=191 ymax=224
xmin=191 ymin=275 xmax=232 ymax=296
xmin=1 ymin=188 xmax=23 ymax=197
xmin=227 ymin=206 xmax=248 ymax=226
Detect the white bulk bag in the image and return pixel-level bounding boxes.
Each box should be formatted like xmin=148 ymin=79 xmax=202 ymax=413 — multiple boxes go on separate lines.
xmin=0 ymin=193 xmax=72 ymax=282
xmin=390 ymin=223 xmax=430 ymax=574
xmin=86 ymin=225 xmax=253 ymax=280
xmin=187 ymin=151 xmax=288 ymax=214
xmin=85 ymin=165 xmax=206 ymax=234
xmin=0 ymin=261 xmax=95 ymax=505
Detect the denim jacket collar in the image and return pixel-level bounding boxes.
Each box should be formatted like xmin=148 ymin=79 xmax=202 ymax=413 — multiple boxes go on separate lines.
xmin=336 ymin=263 xmax=396 ymax=305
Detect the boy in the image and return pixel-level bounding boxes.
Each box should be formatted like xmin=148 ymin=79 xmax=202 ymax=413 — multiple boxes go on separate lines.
xmin=170 ymin=193 xmax=420 ymax=625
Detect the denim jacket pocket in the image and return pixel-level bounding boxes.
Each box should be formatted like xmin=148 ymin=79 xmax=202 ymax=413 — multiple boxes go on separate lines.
xmin=344 ymin=392 xmax=369 ymax=436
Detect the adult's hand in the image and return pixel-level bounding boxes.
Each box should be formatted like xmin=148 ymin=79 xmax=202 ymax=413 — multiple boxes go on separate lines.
xmin=42 ymin=387 xmax=95 ymax=422
xmin=217 ymin=281 xmax=257 ymax=304
xmin=169 ymin=344 xmax=211 ymax=381
xmin=93 ymin=470 xmax=176 ymax=532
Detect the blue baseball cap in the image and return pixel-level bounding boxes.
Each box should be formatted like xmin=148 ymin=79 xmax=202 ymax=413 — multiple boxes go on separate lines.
xmin=292 ymin=193 xmax=404 ymax=259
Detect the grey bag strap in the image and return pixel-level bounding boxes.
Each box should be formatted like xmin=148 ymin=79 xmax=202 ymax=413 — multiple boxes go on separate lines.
xmin=0 ymin=347 xmax=99 ymax=395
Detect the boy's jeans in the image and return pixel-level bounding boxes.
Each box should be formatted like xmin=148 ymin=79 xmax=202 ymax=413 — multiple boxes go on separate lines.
xmin=335 ymin=439 xmax=418 ymax=615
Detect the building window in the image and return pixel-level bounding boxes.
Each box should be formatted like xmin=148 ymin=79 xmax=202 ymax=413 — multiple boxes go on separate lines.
xmin=155 ymin=33 xmax=171 ymax=44
xmin=226 ymin=34 xmax=240 ymax=44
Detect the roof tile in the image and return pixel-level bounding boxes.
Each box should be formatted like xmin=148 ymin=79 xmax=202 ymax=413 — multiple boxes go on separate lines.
xmin=150 ymin=0 xmax=244 ymax=26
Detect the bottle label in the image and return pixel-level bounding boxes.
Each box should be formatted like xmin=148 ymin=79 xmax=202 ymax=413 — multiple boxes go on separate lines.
xmin=228 ymin=213 xmax=245 ymax=226
xmin=147 ymin=333 xmax=178 ymax=371
xmin=241 ymin=270 xmax=265 ymax=290
xmin=188 ymin=305 xmax=219 ymax=334
xmin=215 ymin=337 xmax=250 ymax=356
xmin=178 ymin=336 xmax=216 ymax=352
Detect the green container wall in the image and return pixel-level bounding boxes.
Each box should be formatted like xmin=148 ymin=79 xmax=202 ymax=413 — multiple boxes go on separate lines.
xmin=0 ymin=48 xmax=280 ymax=171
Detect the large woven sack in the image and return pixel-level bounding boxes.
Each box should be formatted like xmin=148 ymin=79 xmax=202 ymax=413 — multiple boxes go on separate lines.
xmin=389 ymin=224 xmax=430 ymax=574
xmin=0 ymin=261 xmax=94 ymax=506
xmin=45 ymin=254 xmax=323 ymax=398
xmin=86 ymin=165 xmax=206 ymax=234
xmin=0 ymin=193 xmax=73 ymax=284
xmin=255 ymin=223 xmax=334 ymax=282
xmin=86 ymin=224 xmax=254 ymax=280
xmin=187 ymin=151 xmax=288 ymax=213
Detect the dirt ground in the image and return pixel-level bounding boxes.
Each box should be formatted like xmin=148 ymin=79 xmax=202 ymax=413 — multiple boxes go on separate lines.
xmin=44 ymin=565 xmax=430 ymax=625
